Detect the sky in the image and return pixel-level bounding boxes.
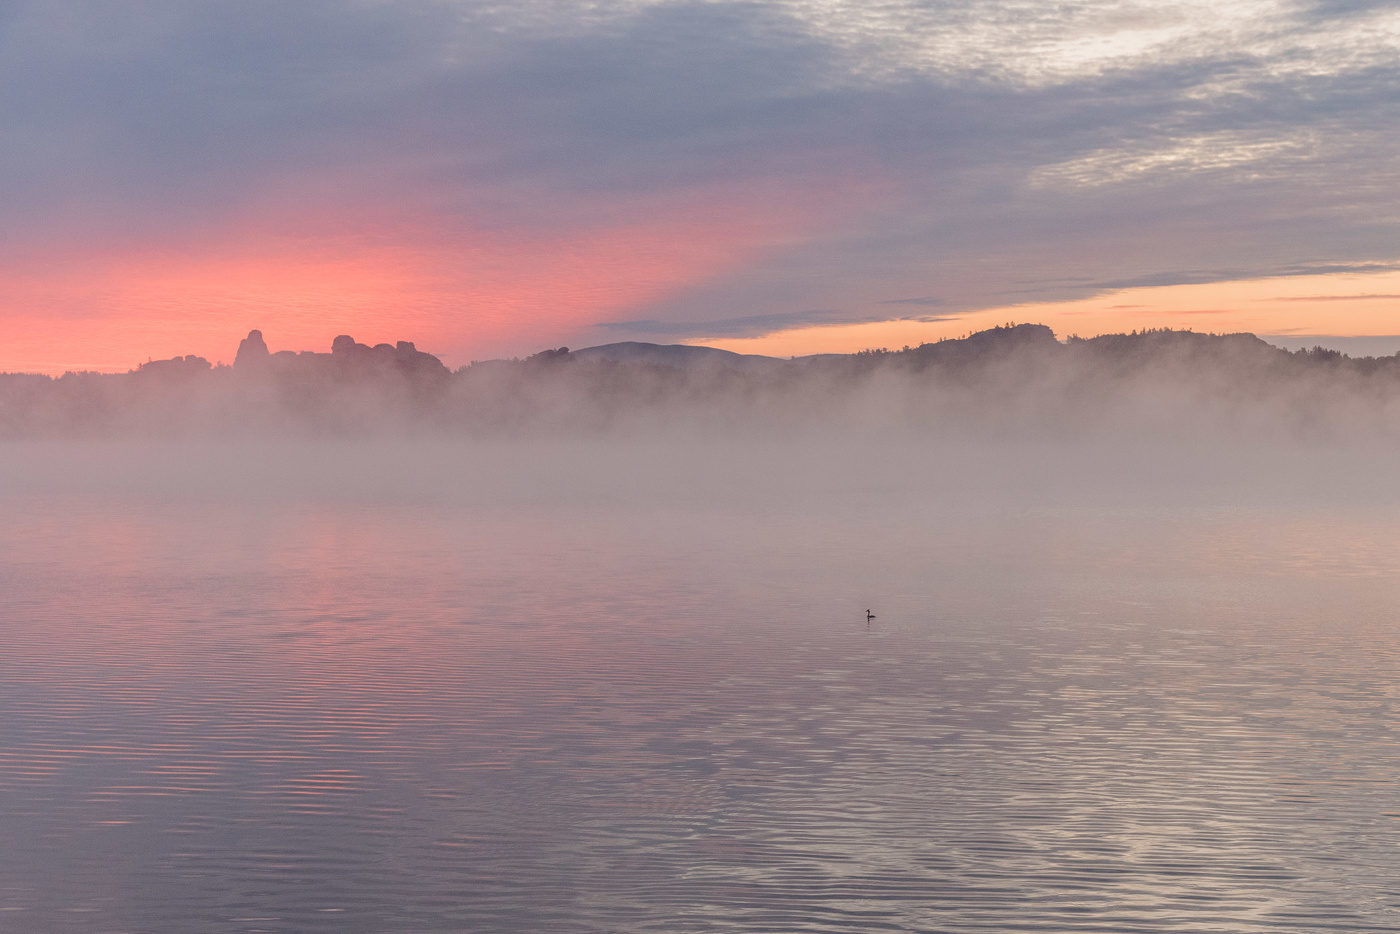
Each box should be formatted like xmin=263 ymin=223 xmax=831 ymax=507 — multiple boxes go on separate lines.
xmin=1 ymin=0 xmax=1397 ymax=372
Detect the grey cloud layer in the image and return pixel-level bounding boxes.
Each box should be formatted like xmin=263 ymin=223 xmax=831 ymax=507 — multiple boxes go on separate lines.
xmin=2 ymin=0 xmax=1396 ymax=342
xmin=593 ymin=307 xmax=953 ymax=338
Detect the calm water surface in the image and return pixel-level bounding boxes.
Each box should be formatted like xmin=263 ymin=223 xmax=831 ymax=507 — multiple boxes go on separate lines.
xmin=2 ymin=442 xmax=1400 ymax=932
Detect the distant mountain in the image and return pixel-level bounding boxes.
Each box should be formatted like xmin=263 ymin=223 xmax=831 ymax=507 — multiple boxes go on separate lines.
xmin=911 ymin=323 xmax=1060 ymax=364
xmin=570 ymin=342 xmax=785 ymax=372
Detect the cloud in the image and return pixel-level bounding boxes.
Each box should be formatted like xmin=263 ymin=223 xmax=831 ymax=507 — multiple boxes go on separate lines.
xmin=1 ymin=0 xmax=1399 ymax=363
xmin=597 ymin=308 xmax=858 ymax=339
xmin=598 ymin=301 xmax=971 ymax=340
xmin=879 ymin=297 xmax=945 ymax=306
xmin=1073 ymin=263 xmax=1400 ymax=293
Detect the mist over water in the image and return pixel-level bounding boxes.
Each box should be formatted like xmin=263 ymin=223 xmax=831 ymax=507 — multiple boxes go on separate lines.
xmin=10 ymin=325 xmax=1400 ymax=444
xmin=5 ymin=349 xmax=1400 ymax=931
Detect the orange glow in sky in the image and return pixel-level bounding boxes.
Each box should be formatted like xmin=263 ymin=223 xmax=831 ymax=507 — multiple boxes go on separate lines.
xmin=700 ymin=268 xmax=1400 ymax=358
xmin=4 ymin=203 xmax=1397 ymax=373
xmin=0 ymin=174 xmax=880 ymax=374
xmin=4 ymin=0 xmax=1399 ymax=378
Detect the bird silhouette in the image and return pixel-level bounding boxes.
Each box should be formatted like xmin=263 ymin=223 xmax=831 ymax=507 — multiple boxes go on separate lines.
xmin=866 ymin=609 xmax=876 ymax=621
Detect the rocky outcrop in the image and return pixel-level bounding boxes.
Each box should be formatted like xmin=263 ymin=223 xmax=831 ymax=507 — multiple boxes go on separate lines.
xmin=235 ymin=330 xmax=270 ymax=369
xmin=329 ymin=335 xmax=449 ymax=378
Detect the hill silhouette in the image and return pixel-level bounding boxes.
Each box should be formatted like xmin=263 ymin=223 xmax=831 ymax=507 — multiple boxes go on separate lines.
xmin=570 ymin=341 xmax=784 ymax=373
xmin=3 ymin=324 xmax=1400 ymax=438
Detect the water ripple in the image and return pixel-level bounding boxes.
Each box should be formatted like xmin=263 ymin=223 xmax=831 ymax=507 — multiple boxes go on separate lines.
xmin=2 ymin=496 xmax=1400 ymax=931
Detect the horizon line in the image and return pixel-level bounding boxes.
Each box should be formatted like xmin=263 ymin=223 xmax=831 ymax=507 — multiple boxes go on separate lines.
xmin=5 ymin=324 xmax=1399 ymax=378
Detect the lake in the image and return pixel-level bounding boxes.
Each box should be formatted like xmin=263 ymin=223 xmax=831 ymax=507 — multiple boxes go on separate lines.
xmin=2 ymin=440 xmax=1399 ymax=932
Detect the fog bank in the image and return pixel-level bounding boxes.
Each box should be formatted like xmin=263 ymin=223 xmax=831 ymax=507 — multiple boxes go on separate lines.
xmin=6 ymin=325 xmax=1400 ymax=445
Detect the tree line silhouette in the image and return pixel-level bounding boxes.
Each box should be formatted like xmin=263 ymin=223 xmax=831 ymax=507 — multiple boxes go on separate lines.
xmin=3 ymin=324 xmax=1400 ymax=437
